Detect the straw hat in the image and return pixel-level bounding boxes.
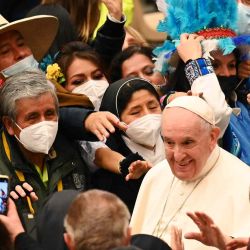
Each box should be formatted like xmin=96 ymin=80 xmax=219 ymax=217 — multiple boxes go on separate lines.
xmin=0 ymin=15 xmax=58 ymax=61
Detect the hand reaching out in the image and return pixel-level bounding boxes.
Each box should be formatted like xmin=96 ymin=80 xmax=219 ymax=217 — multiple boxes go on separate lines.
xmin=125 ymin=160 xmax=152 ymax=181
xmin=84 ymin=111 xmax=128 ymax=141
xmin=185 ymin=211 xmax=229 ymax=250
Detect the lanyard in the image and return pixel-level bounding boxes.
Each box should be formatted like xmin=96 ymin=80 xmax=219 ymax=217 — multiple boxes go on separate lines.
xmin=2 ymin=131 xmax=63 ymax=214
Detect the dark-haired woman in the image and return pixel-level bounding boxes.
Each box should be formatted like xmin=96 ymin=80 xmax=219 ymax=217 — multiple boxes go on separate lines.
xmin=109 ymin=45 xmax=169 ymax=97
xmin=95 ymin=77 xmax=166 ymax=212
xmin=54 ymin=42 xmax=151 ymax=190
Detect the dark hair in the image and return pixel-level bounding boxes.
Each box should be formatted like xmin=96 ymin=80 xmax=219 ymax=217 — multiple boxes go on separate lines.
xmin=169 ymin=59 xmax=191 ymax=92
xmin=117 ymin=78 xmax=160 ymax=117
xmin=109 ymin=45 xmax=154 ymax=83
xmin=99 ymin=77 xmax=161 ymax=158
xmin=56 ymin=41 xmax=107 ymax=85
xmin=232 ymin=48 xmax=249 ymax=104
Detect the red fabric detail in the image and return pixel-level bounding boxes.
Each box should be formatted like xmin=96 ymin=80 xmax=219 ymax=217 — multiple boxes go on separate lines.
xmin=196 ymin=28 xmax=237 ymax=39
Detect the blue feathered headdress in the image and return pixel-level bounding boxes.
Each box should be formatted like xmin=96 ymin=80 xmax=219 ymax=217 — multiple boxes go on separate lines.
xmin=154 ymin=0 xmax=250 ymax=74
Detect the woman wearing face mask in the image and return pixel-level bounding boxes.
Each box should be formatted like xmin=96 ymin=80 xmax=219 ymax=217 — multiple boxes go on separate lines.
xmin=210 ymin=49 xmax=250 ymax=165
xmin=94 ymin=77 xmax=165 ymax=213
xmin=109 ymin=45 xmax=169 ymax=97
xmin=56 ymin=41 xmax=109 ymax=111
xmin=54 ymin=41 xmax=151 ymax=186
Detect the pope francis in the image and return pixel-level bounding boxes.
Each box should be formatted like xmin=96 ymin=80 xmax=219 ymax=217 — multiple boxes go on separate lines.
xmin=130 ymin=96 xmax=250 ymax=250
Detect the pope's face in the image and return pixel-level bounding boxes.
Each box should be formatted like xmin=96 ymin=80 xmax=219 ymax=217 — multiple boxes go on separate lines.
xmin=161 ymin=107 xmax=218 ymax=181
xmin=0 ymin=30 xmax=32 ymax=72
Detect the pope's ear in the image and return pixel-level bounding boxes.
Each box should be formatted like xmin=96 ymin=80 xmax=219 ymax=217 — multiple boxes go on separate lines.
xmin=210 ymin=126 xmax=220 ymax=147
xmin=2 ymin=116 xmax=15 ymax=136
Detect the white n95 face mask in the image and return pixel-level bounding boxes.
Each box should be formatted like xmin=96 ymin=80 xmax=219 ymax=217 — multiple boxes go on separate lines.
xmin=72 ymin=80 xmax=109 ymax=111
xmin=1 ymin=55 xmax=39 ymax=78
xmin=15 ymin=120 xmax=58 ymax=154
xmin=125 ymin=114 xmax=162 ymax=148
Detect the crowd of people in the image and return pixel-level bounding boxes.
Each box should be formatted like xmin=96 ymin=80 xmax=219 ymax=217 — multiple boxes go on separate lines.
xmin=0 ymin=0 xmax=250 ymax=250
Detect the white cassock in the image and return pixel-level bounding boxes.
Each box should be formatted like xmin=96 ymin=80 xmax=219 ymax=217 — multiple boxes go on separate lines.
xmin=130 ymin=146 xmax=250 ymax=250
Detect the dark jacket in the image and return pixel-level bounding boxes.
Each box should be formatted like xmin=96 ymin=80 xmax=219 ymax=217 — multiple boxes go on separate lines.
xmin=0 ymin=130 xmax=89 ymax=237
xmin=58 ymin=106 xmax=96 ymax=141
xmin=91 ymin=16 xmax=126 ymax=70
xmin=15 ymin=190 xmax=80 ymax=250
xmin=15 ymin=233 xmax=43 ymax=250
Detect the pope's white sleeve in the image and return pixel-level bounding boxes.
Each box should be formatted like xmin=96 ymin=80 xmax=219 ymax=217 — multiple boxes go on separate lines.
xmin=191 ymin=73 xmax=232 ymax=137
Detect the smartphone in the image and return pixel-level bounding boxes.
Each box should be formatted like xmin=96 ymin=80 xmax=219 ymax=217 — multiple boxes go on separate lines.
xmin=0 ymin=175 xmax=9 ymax=215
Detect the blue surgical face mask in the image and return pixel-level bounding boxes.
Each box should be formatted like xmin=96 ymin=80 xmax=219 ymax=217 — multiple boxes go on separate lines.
xmin=1 ymin=55 xmax=39 ymax=78
xmin=238 ymin=3 xmax=250 ymax=35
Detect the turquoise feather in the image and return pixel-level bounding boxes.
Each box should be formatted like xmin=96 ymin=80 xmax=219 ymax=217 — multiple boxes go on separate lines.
xmin=218 ymin=38 xmax=236 ymax=55
xmin=157 ymin=0 xmax=238 ymax=39
xmin=154 ymin=0 xmax=250 ymax=75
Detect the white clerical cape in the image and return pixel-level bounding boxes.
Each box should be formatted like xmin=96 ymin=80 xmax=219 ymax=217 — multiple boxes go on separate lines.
xmin=130 ymin=146 xmax=250 ymax=250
